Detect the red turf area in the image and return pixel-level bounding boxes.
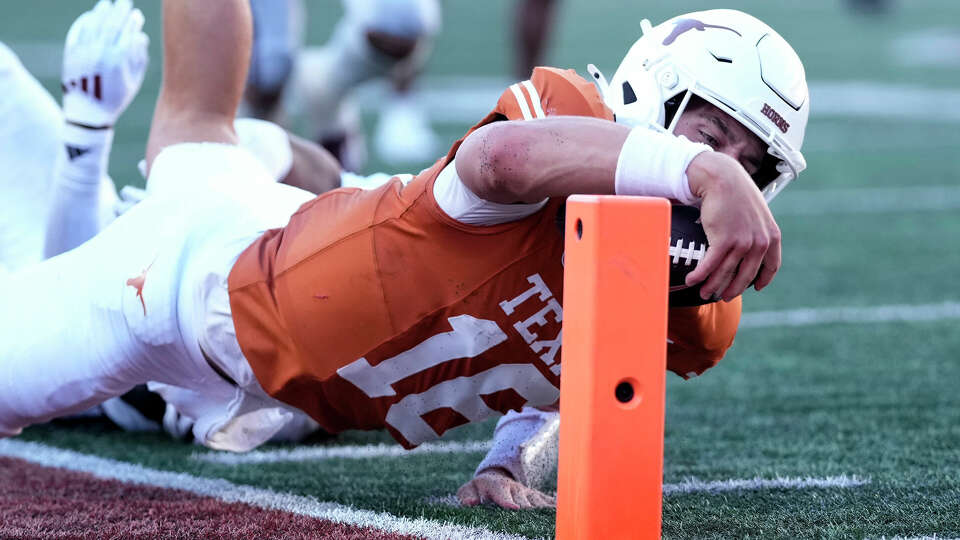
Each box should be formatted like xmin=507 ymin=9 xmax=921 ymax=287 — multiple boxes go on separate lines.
xmin=0 ymin=457 xmax=418 ymax=539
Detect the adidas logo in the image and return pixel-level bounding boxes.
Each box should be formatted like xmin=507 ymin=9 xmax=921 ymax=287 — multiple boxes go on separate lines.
xmin=66 ymin=145 xmax=90 ymax=161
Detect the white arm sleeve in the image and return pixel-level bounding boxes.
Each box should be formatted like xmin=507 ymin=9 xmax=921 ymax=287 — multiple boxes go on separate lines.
xmin=433 ymin=159 xmax=548 ymax=226
xmin=475 ymin=407 xmax=560 ymax=489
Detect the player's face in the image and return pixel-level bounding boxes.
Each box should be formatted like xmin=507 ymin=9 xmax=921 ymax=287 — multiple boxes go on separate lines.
xmin=673 ymin=100 xmax=766 ymax=178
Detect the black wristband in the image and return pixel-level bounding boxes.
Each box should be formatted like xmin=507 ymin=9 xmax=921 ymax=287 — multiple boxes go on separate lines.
xmin=65 ymin=119 xmax=113 ymax=131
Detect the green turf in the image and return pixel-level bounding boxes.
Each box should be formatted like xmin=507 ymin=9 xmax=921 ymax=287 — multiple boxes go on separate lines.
xmin=5 ymin=0 xmax=960 ymax=538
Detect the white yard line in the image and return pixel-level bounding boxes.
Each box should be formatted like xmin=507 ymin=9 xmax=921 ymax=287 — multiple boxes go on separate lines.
xmin=193 ymin=439 xmax=491 ymax=465
xmin=872 ymin=537 xmax=960 ymax=540
xmin=740 ymin=302 xmax=960 ymax=329
xmin=428 ymin=474 xmax=870 ymax=506
xmin=0 ymin=439 xmax=533 ymax=540
xmin=661 ymin=474 xmax=869 ymax=495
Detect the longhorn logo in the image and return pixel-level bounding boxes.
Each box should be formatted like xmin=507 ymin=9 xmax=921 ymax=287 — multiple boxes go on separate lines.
xmin=662 ymin=18 xmax=742 ymax=46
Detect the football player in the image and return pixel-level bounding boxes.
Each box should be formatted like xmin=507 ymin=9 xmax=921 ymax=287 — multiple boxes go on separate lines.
xmin=457 ymin=11 xmax=809 ymax=509
xmin=0 ymin=0 xmax=806 ymax=465
xmin=6 ymin=0 xmax=340 ymax=437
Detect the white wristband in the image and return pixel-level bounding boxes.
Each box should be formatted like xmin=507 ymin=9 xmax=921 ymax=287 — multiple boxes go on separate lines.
xmin=61 ymin=122 xmax=114 ymax=185
xmin=614 ymin=126 xmax=711 ymax=207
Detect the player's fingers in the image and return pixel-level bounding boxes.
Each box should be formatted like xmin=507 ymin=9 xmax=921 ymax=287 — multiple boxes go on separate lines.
xmin=131 ymin=32 xmax=150 ymax=73
xmin=697 ymin=242 xmax=747 ymax=300
xmin=720 ymin=236 xmax=767 ymax=301
xmin=115 ymin=0 xmax=134 ymax=17
xmin=65 ymin=11 xmax=90 ymax=51
xmin=456 ymin=482 xmax=480 ymax=507
xmin=482 ymin=479 xmax=519 ymax=510
xmin=67 ymin=11 xmax=95 ymax=51
xmin=123 ymin=7 xmax=146 ymax=38
xmin=684 ymin=240 xmax=724 ymax=289
xmin=527 ymin=490 xmax=556 ymax=508
xmin=753 ymin=235 xmax=781 ymax=291
xmin=90 ymin=0 xmax=112 ymax=29
xmin=117 ymin=16 xmax=148 ymax=68
xmin=510 ymin=486 xmax=533 ymax=509
xmin=103 ymin=1 xmax=133 ymax=45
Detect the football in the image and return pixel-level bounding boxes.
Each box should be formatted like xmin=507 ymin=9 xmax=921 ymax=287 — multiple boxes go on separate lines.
xmin=668 ymin=205 xmax=714 ymax=307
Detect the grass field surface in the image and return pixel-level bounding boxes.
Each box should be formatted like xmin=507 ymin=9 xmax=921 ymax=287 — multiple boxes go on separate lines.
xmin=2 ymin=1 xmax=959 ymax=538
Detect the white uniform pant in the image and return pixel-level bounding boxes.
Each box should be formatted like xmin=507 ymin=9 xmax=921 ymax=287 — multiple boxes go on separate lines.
xmin=0 ymin=144 xmax=314 ymax=450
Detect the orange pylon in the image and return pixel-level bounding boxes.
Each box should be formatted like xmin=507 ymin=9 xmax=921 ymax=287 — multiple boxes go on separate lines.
xmin=556 ymin=195 xmax=669 ymax=540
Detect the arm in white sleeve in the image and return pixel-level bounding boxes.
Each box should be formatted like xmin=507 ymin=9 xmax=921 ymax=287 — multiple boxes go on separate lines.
xmin=475 ymin=407 xmax=560 ymax=489
xmin=44 ymin=124 xmax=116 ymax=257
xmin=45 ymin=0 xmax=148 ymax=257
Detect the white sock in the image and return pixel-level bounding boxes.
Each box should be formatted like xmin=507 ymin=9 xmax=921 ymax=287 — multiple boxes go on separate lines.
xmin=44 ymin=123 xmax=113 ymax=258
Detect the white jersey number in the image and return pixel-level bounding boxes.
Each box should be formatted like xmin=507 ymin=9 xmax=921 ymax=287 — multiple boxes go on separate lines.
xmin=337 ymin=314 xmax=559 ymax=445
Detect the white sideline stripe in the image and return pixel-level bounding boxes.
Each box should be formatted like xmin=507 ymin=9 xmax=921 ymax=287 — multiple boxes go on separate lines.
xmin=428 ymin=475 xmax=869 ymax=507
xmin=193 ymin=440 xmax=492 ymax=465
xmin=740 ymin=302 xmax=960 ymax=329
xmin=773 ymin=186 xmax=960 ymax=216
xmin=0 ymin=439 xmax=532 ymax=540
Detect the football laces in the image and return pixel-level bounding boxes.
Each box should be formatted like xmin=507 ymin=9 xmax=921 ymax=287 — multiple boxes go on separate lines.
xmin=670 ymin=238 xmax=707 ymax=266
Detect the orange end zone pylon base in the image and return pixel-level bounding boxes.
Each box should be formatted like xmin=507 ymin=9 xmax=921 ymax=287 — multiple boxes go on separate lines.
xmin=556 ymin=195 xmax=670 ymax=540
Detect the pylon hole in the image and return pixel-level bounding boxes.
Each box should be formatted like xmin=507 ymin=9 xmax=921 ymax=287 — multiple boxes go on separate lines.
xmin=615 ymin=381 xmax=634 ymax=403
xmin=576 ymin=219 xmax=583 ymax=239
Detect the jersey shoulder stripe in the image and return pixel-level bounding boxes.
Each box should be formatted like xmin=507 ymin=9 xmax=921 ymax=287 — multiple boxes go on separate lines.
xmin=507 ymin=83 xmax=535 ymax=120
xmin=520 ymin=80 xmax=546 ymax=118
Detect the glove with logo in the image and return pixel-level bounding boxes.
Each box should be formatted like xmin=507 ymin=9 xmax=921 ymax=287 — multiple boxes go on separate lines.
xmin=45 ymin=0 xmax=149 ymax=258
xmin=62 ymin=0 xmax=148 ymax=129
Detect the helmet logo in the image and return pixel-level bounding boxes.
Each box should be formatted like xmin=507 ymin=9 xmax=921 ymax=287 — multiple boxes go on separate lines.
xmin=663 ymin=18 xmax=742 ymax=46
xmin=761 ymin=103 xmax=790 ymax=133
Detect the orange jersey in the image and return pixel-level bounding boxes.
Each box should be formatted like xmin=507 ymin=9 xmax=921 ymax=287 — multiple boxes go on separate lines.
xmin=666 ymin=297 xmax=741 ymax=378
xmin=228 ymin=67 xmax=739 ymax=447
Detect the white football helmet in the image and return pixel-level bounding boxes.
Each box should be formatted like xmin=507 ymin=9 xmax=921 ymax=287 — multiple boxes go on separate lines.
xmin=588 ymin=9 xmax=809 ymax=202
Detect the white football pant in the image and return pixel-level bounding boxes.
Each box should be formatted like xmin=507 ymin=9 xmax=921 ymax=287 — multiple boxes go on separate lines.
xmin=0 ymin=144 xmax=314 ymax=451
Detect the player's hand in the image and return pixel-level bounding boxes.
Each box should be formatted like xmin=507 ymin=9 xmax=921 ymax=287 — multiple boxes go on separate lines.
xmin=62 ymin=0 xmax=149 ymax=128
xmin=685 ymin=151 xmax=781 ymax=301
xmin=456 ymin=468 xmax=556 ymax=510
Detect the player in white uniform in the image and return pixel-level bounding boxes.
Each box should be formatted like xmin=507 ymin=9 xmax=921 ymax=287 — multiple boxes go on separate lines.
xmin=243 ymin=0 xmax=441 ymax=170
xmin=0 ymin=0 xmax=803 ymax=466
xmin=248 ymin=0 xmax=559 ymax=169
xmin=0 ymin=41 xmax=118 ymax=274
xmin=0 ymin=0 xmax=344 ymax=438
